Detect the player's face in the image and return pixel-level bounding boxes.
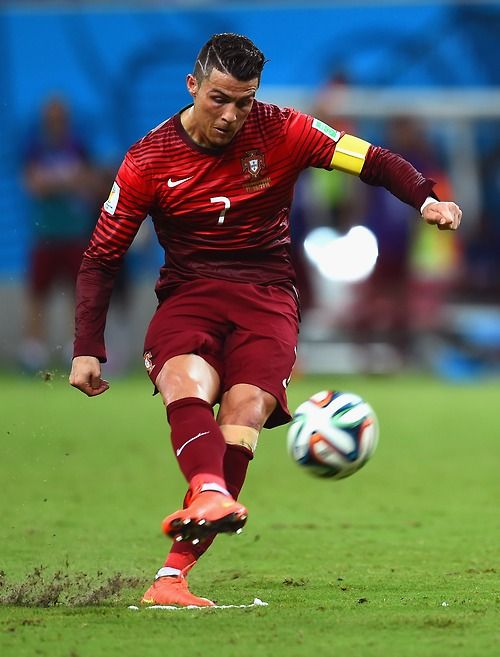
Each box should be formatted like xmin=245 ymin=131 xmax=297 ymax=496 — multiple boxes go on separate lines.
xmin=185 ymin=69 xmax=258 ymax=148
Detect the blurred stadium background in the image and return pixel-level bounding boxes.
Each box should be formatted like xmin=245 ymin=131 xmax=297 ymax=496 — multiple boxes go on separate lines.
xmin=1 ymin=0 xmax=500 ymax=380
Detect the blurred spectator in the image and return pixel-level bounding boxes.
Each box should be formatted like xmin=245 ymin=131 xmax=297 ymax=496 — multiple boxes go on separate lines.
xmin=309 ymin=72 xmax=362 ymax=236
xmin=291 ymin=73 xmax=363 ymax=317
xmin=19 ymin=97 xmax=101 ymax=371
xmin=311 ymin=71 xmax=357 ymax=137
xmin=346 ymin=117 xmax=460 ymax=364
xmin=289 ymin=173 xmax=315 ymax=314
xmin=463 ymin=137 xmax=500 ymax=302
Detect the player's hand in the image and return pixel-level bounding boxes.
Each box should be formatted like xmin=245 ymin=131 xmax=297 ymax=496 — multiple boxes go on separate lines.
xmin=422 ymin=201 xmax=462 ymax=231
xmin=69 ymin=355 xmax=109 ymax=397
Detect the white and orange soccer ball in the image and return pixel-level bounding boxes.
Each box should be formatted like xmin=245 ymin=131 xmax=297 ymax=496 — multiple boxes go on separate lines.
xmin=287 ymin=390 xmax=379 ymax=479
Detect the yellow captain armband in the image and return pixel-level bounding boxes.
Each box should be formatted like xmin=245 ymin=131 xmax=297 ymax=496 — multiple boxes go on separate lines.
xmin=330 ymin=134 xmax=371 ymax=175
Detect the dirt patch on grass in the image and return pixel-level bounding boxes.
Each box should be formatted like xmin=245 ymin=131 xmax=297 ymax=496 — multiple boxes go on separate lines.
xmin=0 ymin=567 xmax=142 ymax=607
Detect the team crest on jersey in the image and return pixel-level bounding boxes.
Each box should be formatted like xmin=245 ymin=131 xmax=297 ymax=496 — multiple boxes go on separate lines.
xmin=241 ymin=150 xmax=265 ymax=178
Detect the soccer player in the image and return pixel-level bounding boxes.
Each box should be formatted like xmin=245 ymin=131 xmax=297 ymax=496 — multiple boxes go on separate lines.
xmin=69 ymin=33 xmax=462 ymax=607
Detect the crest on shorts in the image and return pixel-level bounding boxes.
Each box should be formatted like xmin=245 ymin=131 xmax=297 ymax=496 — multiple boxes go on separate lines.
xmin=143 ymin=351 xmax=155 ymax=374
xmin=241 ymin=150 xmax=265 ymax=178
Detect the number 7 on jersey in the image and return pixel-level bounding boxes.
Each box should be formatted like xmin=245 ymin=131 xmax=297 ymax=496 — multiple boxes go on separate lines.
xmin=210 ymin=196 xmax=231 ymax=224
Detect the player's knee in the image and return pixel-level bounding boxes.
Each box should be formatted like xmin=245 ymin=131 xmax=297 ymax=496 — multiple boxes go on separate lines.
xmin=155 ymin=355 xmax=219 ymax=405
xmin=218 ymin=383 xmax=276 ymax=431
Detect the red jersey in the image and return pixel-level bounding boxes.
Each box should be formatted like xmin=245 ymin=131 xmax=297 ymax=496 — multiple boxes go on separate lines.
xmin=87 ymin=101 xmax=336 ymax=294
xmin=74 ymin=100 xmax=435 ymax=361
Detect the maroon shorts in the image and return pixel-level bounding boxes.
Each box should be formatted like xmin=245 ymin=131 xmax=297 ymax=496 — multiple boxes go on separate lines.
xmin=29 ymin=241 xmax=85 ymax=296
xmin=143 ymin=279 xmax=299 ymax=428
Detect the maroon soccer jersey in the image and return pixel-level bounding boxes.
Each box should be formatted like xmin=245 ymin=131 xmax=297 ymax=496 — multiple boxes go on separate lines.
xmin=74 ymin=99 xmax=435 ymax=361
xmin=74 ymin=101 xmax=339 ymax=359
xmin=88 ymin=101 xmax=337 ymax=290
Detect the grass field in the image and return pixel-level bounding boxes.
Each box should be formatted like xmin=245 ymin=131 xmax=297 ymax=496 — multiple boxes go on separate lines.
xmin=1 ymin=370 xmax=499 ymax=657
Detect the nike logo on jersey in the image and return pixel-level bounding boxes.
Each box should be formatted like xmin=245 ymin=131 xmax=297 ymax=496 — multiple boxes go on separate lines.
xmin=167 ymin=176 xmax=193 ymax=188
xmin=175 ymin=431 xmax=210 ymax=457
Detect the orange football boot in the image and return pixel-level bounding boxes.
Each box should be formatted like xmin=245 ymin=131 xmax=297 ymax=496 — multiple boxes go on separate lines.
xmin=141 ymin=575 xmax=215 ymax=607
xmin=162 ymin=488 xmax=248 ymax=542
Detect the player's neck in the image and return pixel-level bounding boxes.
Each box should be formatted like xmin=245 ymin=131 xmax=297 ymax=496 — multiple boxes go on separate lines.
xmin=180 ymin=107 xmax=211 ymax=149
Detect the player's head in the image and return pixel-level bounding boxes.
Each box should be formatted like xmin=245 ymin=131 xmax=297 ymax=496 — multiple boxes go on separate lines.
xmin=184 ymin=34 xmax=266 ymax=149
xmin=193 ymin=33 xmax=266 ymax=85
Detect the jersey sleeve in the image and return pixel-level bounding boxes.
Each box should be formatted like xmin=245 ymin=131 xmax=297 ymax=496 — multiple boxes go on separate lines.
xmin=73 ymin=151 xmax=155 ymax=362
xmin=281 ymin=109 xmax=436 ymax=211
xmin=86 ymin=151 xmax=154 ymax=261
xmin=360 ymin=145 xmax=437 ymax=211
xmin=283 ymin=109 xmax=341 ymax=171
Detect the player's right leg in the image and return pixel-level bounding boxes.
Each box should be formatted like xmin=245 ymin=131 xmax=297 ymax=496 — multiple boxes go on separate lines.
xmin=143 ymin=286 xmax=251 ymax=542
xmin=140 ymin=280 xmax=291 ymax=605
xmin=161 ymin=484 xmax=248 ymax=542
xmin=141 ymin=439 xmax=256 ymax=606
xmin=152 ymin=354 xmax=248 ymax=542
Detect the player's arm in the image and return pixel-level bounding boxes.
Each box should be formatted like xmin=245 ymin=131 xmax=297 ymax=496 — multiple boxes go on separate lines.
xmin=70 ymin=152 xmax=153 ymax=396
xmin=329 ymin=135 xmax=461 ymax=230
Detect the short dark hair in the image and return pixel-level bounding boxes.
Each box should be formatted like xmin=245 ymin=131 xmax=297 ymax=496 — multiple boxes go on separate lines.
xmin=194 ymin=33 xmax=266 ymax=84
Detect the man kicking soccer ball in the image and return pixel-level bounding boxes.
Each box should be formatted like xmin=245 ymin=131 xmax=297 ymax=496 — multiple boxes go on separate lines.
xmin=69 ymin=33 xmax=462 ymax=606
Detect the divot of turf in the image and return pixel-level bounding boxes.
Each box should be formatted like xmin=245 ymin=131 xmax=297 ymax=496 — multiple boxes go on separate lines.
xmin=0 ymin=567 xmax=141 ymax=607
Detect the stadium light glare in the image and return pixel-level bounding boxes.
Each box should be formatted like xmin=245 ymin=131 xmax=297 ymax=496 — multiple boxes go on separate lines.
xmin=304 ymin=225 xmax=378 ymax=283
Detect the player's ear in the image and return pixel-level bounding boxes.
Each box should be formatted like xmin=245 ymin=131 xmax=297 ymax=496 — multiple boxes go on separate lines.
xmin=186 ymin=74 xmax=198 ymax=98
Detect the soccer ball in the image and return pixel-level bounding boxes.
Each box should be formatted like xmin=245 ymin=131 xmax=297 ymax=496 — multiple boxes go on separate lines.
xmin=287 ymin=390 xmax=379 ymax=479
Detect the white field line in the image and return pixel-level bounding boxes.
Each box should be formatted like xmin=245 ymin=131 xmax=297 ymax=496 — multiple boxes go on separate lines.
xmin=129 ymin=598 xmax=269 ymax=611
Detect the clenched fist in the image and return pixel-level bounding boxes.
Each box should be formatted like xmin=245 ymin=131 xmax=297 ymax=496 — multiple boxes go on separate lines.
xmin=422 ymin=201 xmax=462 ymax=231
xmin=69 ymin=355 xmax=109 ymax=397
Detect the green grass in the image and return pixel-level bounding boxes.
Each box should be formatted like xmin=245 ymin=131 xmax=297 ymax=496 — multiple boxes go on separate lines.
xmin=1 ymin=370 xmax=499 ymax=657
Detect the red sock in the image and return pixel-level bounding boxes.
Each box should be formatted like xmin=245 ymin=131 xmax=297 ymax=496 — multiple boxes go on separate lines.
xmin=222 ymin=444 xmax=254 ymax=501
xmin=164 ymin=443 xmax=254 ymax=573
xmin=167 ymin=397 xmax=227 ymax=490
